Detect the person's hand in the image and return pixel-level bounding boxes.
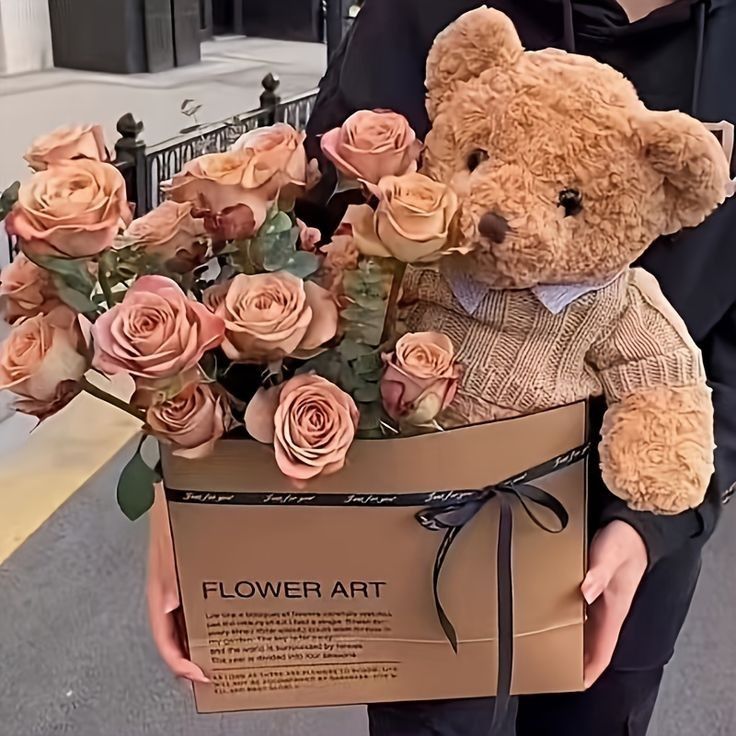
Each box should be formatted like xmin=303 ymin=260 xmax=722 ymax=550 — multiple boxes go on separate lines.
xmin=147 ymin=484 xmax=210 ymax=684
xmin=582 ymin=520 xmax=648 ymax=688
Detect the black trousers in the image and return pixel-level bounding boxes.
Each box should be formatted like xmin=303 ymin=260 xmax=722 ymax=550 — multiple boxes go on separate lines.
xmin=368 ymin=665 xmax=663 ymax=736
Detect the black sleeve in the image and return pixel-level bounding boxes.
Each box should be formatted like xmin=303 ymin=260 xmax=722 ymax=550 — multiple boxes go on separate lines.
xmin=597 ymin=303 xmax=736 ymax=569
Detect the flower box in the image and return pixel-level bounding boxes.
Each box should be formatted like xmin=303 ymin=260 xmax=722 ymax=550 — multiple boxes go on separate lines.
xmin=162 ymin=402 xmax=588 ymax=713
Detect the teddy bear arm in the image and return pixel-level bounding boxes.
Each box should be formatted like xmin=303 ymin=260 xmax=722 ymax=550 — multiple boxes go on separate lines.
xmin=587 ymin=270 xmax=714 ymax=514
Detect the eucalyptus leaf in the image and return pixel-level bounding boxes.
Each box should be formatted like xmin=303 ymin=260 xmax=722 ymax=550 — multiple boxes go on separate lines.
xmin=265 ymin=211 xmax=293 ymax=235
xmin=117 ymin=445 xmax=160 ymax=521
xmin=354 ymin=382 xmax=381 ymax=403
xmin=261 ymin=230 xmax=295 ymax=271
xmin=338 ymin=339 xmax=374 ymax=361
xmin=28 ymin=252 xmax=96 ymax=295
xmin=283 ymin=251 xmax=320 ymax=279
xmin=357 ymin=402 xmax=383 ymax=432
xmin=353 ymin=351 xmax=384 ymax=377
xmin=0 ymin=181 xmax=20 ymax=221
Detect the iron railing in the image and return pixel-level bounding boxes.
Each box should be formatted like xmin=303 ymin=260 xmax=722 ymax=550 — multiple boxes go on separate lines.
xmin=115 ymin=75 xmax=317 ymax=215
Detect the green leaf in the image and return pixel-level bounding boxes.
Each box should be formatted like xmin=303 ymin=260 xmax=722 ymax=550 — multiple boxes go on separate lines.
xmin=261 ymin=230 xmax=294 ymax=271
xmin=283 ymin=251 xmax=320 ymax=279
xmin=52 ymin=276 xmax=99 ymax=314
xmin=28 ymin=252 xmax=96 ymax=294
xmin=200 ymin=351 xmax=218 ymax=382
xmin=353 ymin=351 xmax=384 ymax=377
xmin=358 ymin=402 xmax=383 ymax=432
xmin=338 ymin=339 xmax=374 ymax=361
xmin=354 ymin=382 xmax=381 ymax=403
xmin=264 ymin=211 xmax=293 ymax=236
xmin=0 ymin=181 xmax=20 ymax=221
xmin=117 ymin=445 xmax=160 ymax=521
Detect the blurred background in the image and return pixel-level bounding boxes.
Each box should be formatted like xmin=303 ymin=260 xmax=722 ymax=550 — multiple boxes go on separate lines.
xmin=0 ymin=1 xmax=733 ymax=734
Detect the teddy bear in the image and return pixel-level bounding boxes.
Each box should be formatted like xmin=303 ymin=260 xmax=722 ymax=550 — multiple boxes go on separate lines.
xmin=401 ymin=7 xmax=731 ymax=514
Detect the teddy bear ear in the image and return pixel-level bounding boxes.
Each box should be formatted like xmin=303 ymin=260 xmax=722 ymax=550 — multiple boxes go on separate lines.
xmin=426 ymin=7 xmax=524 ymax=120
xmin=636 ymin=110 xmax=730 ymax=233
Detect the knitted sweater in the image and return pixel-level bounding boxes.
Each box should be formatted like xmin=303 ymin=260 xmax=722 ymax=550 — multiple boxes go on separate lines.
xmin=402 ymin=267 xmax=706 ymax=427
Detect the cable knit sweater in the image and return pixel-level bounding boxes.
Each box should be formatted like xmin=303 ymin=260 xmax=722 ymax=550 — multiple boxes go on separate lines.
xmin=402 ymin=266 xmax=706 ymax=427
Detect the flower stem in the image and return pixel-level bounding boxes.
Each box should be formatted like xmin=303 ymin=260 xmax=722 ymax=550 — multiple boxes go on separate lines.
xmin=381 ymin=260 xmax=407 ymax=344
xmin=80 ymin=377 xmax=145 ymax=422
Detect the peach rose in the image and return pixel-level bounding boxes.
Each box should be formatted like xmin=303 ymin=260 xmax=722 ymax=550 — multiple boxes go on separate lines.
xmin=125 ymin=201 xmax=207 ymax=273
xmin=147 ymin=382 xmax=231 ymax=459
xmin=0 ymin=307 xmax=88 ymax=419
xmin=245 ymin=374 xmax=359 ymax=482
xmin=0 ymin=254 xmax=59 ymax=324
xmin=165 ymin=151 xmax=270 ymax=225
xmin=8 ymin=159 xmax=132 ymax=259
xmin=381 ymin=332 xmax=462 ymax=426
xmin=320 ymin=110 xmax=422 ymax=184
xmin=232 ymin=123 xmax=308 ymax=191
xmin=214 ymin=272 xmax=338 ymax=362
xmin=24 ymin=125 xmax=108 ymax=172
xmin=92 ymin=275 xmax=225 ymax=380
xmin=344 ymin=173 xmax=461 ymax=263
xmin=199 ymin=203 xmax=260 ymax=243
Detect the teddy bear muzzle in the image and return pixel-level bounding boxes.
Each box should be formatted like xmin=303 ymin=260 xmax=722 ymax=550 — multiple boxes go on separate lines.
xmin=477 ymin=211 xmax=510 ymax=244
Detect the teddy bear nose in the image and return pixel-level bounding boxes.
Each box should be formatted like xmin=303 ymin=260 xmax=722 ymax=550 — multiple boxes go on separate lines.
xmin=478 ymin=212 xmax=509 ymax=244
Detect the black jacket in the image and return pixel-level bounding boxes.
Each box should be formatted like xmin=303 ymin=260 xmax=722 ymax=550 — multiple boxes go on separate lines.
xmin=306 ymin=0 xmax=736 ymax=573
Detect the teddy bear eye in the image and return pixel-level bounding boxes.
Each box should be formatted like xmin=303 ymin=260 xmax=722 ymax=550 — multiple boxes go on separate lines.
xmin=558 ymin=188 xmax=584 ymax=217
xmin=467 ymin=149 xmax=490 ymax=172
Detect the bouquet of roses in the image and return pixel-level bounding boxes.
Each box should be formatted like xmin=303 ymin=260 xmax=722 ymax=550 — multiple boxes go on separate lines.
xmin=0 ymin=113 xmax=466 ymax=518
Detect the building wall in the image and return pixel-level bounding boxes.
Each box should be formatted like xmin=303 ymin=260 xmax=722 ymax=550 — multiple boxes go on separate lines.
xmin=0 ymin=0 xmax=54 ymax=75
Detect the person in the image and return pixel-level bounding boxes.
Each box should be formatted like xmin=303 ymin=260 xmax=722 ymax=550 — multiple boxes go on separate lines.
xmin=302 ymin=0 xmax=735 ymax=734
xmin=148 ymin=1 xmax=735 ymax=734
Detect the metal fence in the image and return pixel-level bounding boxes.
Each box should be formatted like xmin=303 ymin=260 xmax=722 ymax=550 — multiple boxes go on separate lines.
xmin=116 ymin=75 xmax=318 ymax=215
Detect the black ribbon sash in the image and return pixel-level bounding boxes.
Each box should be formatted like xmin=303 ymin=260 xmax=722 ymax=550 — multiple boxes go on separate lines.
xmin=167 ymin=443 xmax=589 ymax=731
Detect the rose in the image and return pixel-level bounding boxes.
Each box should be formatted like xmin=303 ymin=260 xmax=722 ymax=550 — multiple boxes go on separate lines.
xmin=24 ymin=125 xmax=108 ymax=172
xmin=147 ymin=382 xmax=231 ymax=459
xmin=381 ymin=332 xmax=462 ymax=425
xmin=320 ymin=110 xmax=422 ymax=184
xmin=0 ymin=254 xmax=59 ymax=324
xmin=92 ymin=275 xmax=225 ymax=381
xmin=232 ymin=123 xmax=308 ymax=192
xmin=125 ymin=201 xmax=208 ymax=273
xmin=245 ymin=374 xmax=359 ymax=482
xmin=164 ymin=151 xmax=270 ymax=227
xmin=297 ymin=218 xmax=321 ymax=252
xmin=0 ymin=307 xmax=88 ymax=419
xmin=7 ymin=159 xmax=132 ymax=259
xmin=344 ymin=173 xmax=461 ymax=263
xmin=199 ymin=204 xmax=260 ymax=244
xmin=213 ymin=272 xmax=338 ymax=362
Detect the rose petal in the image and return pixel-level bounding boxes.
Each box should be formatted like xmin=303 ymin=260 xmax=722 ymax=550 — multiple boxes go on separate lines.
xmin=244 ymin=385 xmax=280 ymax=444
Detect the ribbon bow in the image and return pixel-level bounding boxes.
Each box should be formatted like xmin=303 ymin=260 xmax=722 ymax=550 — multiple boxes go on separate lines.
xmin=416 ymin=444 xmax=588 ymax=732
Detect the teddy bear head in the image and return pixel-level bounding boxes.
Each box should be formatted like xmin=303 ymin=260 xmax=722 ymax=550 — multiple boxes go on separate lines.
xmin=423 ymin=8 xmax=730 ymax=289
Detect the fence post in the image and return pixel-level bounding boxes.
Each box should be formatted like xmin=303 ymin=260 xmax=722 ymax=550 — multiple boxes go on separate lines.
xmin=114 ymin=113 xmax=148 ymax=215
xmin=260 ymin=73 xmax=282 ymax=125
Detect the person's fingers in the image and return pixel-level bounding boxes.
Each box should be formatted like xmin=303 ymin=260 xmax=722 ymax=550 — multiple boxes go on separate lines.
xmin=149 ymin=603 xmax=210 ymax=684
xmin=583 ymin=588 xmax=631 ymax=688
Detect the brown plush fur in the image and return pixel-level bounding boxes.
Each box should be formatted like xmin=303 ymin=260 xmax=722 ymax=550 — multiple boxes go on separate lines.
xmin=416 ymin=8 xmax=730 ymax=513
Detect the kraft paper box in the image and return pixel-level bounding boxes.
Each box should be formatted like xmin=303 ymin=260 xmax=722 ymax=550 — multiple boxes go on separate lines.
xmin=162 ymin=402 xmax=588 ymax=714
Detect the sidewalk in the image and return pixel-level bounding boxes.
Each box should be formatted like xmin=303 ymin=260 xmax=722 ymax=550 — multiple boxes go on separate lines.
xmin=0 ymin=36 xmax=326 ymax=185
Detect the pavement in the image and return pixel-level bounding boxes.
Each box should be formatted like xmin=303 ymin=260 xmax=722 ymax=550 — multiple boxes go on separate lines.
xmin=0 ymin=441 xmax=733 ymax=736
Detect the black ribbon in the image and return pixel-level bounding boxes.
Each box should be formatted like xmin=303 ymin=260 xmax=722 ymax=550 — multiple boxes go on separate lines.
xmin=415 ymin=444 xmax=588 ymax=732
xmin=166 ymin=442 xmax=589 ymax=732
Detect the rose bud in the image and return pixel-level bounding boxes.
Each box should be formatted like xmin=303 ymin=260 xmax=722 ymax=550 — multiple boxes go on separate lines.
xmin=381 ymin=332 xmax=462 ymax=426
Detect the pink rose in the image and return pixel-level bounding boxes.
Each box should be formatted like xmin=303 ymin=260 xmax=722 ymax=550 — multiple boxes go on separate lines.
xmin=125 ymin=201 xmax=207 ymax=273
xmin=147 ymin=382 xmax=231 ymax=459
xmin=8 ymin=159 xmax=132 ymax=259
xmin=199 ymin=203 xmax=260 ymax=243
xmin=24 ymin=124 xmax=108 ymax=172
xmin=381 ymin=332 xmax=462 ymax=426
xmin=214 ymin=272 xmax=338 ymax=362
xmin=320 ymin=110 xmax=422 ymax=184
xmin=92 ymin=275 xmax=225 ymax=381
xmin=245 ymin=374 xmax=359 ymax=482
xmin=0 ymin=254 xmax=60 ymax=324
xmin=344 ymin=173 xmax=462 ymax=263
xmin=297 ymin=218 xmax=321 ymax=252
xmin=232 ymin=123 xmax=308 ymax=192
xmin=0 ymin=307 xmax=88 ymax=419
